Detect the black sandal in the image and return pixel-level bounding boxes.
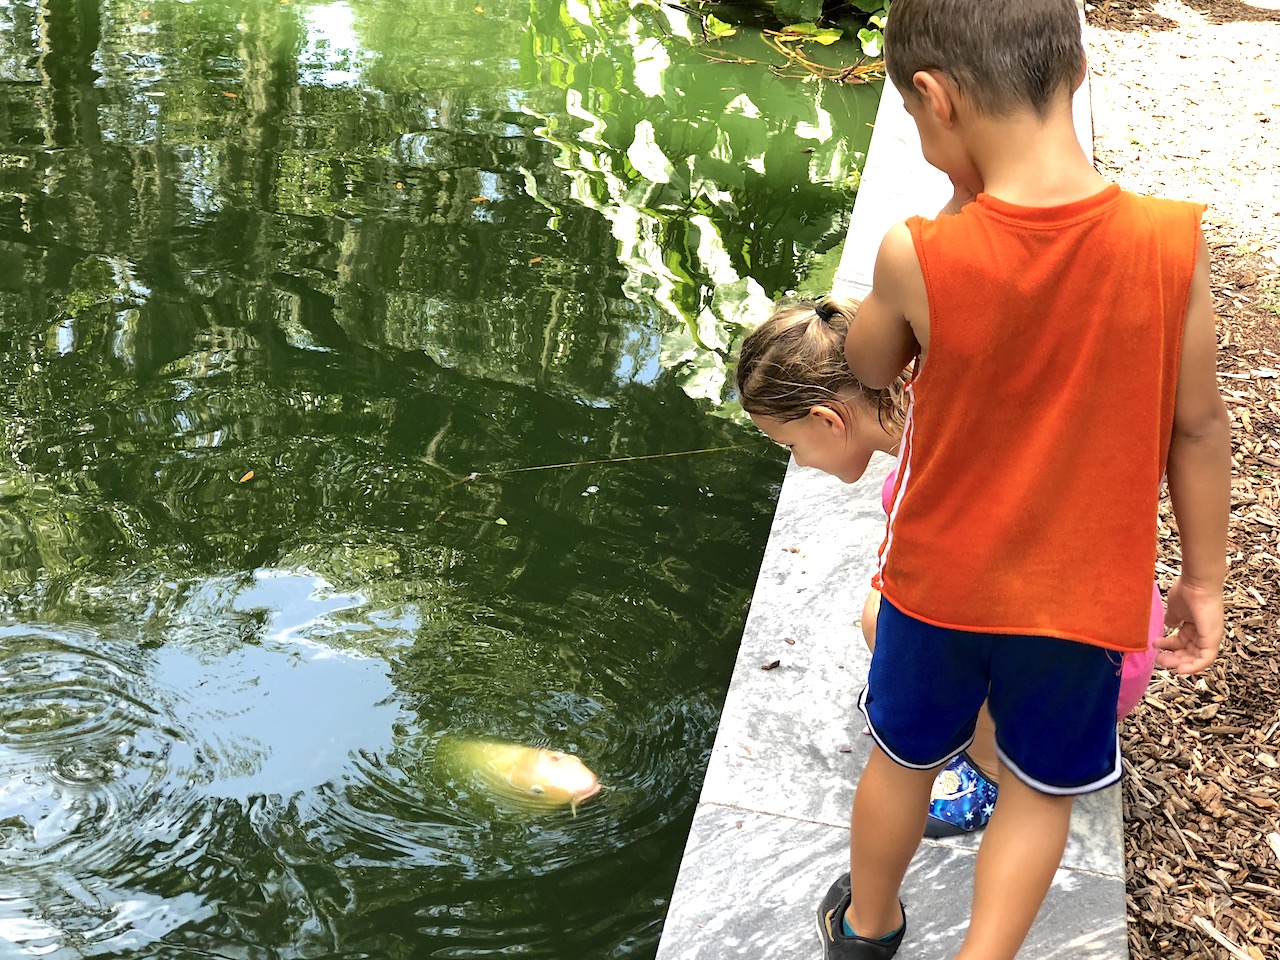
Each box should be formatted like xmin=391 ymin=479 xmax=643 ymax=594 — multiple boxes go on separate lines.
xmin=816 ymin=872 xmax=906 ymax=960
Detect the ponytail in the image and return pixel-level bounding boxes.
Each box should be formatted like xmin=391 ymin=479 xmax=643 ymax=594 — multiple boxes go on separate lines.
xmin=735 ymin=296 xmax=906 ymax=432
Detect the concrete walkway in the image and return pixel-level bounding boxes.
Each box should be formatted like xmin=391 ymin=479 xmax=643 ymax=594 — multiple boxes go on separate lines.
xmin=654 ymin=44 xmax=1130 ymax=960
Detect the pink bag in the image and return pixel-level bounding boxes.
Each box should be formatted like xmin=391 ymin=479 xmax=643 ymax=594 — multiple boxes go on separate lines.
xmin=1117 ymin=582 xmax=1161 ymax=719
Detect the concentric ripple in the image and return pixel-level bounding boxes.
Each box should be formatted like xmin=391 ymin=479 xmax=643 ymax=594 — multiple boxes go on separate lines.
xmin=0 ymin=624 xmax=215 ymax=957
xmin=0 ymin=627 xmax=161 ymax=875
xmin=0 ymin=582 xmax=406 ymax=958
xmin=0 ymin=570 xmax=727 ymax=958
xmin=0 ymin=627 xmax=146 ymax=749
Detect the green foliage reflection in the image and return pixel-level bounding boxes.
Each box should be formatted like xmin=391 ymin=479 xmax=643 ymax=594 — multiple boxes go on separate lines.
xmin=0 ymin=1 xmax=873 ymax=954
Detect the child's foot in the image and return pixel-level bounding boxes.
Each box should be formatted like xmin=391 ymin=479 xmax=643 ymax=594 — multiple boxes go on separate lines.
xmin=816 ymin=872 xmax=906 ymax=959
xmin=923 ymin=753 xmax=998 ymax=839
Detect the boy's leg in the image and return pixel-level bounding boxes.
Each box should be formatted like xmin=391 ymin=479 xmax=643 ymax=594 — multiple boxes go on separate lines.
xmin=842 ymin=598 xmax=991 ymax=946
xmin=961 ymin=632 xmax=1122 ymax=959
xmin=955 ymin=771 xmax=1073 ymax=960
xmin=846 ymin=745 xmax=937 ymax=937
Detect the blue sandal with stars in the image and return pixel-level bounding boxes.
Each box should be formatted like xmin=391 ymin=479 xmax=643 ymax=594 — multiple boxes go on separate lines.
xmin=923 ymin=753 xmax=998 ymax=839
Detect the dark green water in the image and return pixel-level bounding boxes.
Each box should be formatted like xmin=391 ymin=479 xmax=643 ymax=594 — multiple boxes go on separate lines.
xmin=0 ymin=1 xmax=878 ymax=956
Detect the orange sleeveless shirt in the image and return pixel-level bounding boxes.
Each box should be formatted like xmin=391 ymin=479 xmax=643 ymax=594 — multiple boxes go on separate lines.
xmin=875 ymin=185 xmax=1204 ymax=652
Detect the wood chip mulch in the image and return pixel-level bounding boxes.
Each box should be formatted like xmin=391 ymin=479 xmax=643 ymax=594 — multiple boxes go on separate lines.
xmin=1084 ymin=2 xmax=1280 ymax=957
xmin=1127 ymin=252 xmax=1280 ymax=960
xmin=1092 ymin=0 xmax=1280 ymax=30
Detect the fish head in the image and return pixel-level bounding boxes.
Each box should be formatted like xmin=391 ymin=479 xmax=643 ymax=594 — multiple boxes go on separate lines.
xmin=525 ymin=750 xmax=601 ymax=810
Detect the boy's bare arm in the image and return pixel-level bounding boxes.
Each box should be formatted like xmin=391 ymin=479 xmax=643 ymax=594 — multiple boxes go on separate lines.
xmin=844 ymin=222 xmax=927 ymax=389
xmin=1159 ymin=233 xmax=1231 ymax=675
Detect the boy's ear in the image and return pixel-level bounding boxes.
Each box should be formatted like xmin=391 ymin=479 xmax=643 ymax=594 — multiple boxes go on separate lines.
xmin=809 ymin=404 xmax=847 ymax=433
xmin=1072 ymin=59 xmax=1087 ymax=94
xmin=912 ymin=69 xmax=959 ymax=128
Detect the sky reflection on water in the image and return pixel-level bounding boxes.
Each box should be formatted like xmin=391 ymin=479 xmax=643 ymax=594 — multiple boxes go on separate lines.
xmin=0 ymin=0 xmax=878 ymax=954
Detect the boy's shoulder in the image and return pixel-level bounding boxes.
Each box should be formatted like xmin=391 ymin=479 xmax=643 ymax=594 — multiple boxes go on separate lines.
xmin=912 ymin=185 xmax=1203 ymax=235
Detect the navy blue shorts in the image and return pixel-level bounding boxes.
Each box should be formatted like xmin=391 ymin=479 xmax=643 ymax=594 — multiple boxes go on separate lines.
xmin=859 ymin=598 xmax=1123 ymax=795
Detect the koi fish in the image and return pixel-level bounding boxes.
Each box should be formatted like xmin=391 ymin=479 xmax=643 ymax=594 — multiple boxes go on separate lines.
xmin=439 ymin=738 xmax=600 ymax=815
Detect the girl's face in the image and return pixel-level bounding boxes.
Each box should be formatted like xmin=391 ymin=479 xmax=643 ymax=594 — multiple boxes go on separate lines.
xmin=749 ymin=403 xmax=891 ymax=484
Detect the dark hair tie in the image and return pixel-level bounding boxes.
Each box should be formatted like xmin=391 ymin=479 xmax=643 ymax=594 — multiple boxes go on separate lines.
xmin=813 ymin=299 xmax=835 ymax=323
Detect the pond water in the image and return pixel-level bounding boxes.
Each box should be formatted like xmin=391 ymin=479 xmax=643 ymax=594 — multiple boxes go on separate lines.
xmin=0 ymin=0 xmax=878 ymax=956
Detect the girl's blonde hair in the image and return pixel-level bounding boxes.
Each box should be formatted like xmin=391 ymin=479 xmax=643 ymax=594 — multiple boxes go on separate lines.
xmin=735 ymin=296 xmax=907 ymax=432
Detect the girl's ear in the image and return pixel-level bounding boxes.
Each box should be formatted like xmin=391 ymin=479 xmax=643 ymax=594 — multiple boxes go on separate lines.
xmin=809 ymin=404 xmax=848 ymax=434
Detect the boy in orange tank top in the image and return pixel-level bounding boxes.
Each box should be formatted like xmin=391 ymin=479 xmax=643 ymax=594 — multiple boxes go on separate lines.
xmin=815 ymin=1 xmax=1232 ymax=958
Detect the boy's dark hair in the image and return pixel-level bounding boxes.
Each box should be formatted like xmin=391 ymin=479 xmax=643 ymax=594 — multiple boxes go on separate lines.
xmin=885 ymin=0 xmax=1085 ymax=118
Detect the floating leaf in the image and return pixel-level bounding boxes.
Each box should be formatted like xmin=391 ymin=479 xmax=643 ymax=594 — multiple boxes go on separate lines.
xmin=705 ymin=14 xmax=736 ymax=39
xmin=474 ymin=4 xmax=484 ymax=10
xmin=775 ymin=22 xmax=841 ymax=44
xmin=239 ymin=471 xmax=255 ymax=483
xmin=776 ymin=21 xmax=818 ymax=39
xmin=858 ymin=26 xmax=883 ymax=58
xmin=495 ymin=517 xmax=508 ymax=525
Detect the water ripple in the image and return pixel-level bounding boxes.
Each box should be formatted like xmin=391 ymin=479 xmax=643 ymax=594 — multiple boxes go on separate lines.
xmin=0 ymin=600 xmax=403 ymax=957
xmin=0 ymin=571 xmax=719 ymax=958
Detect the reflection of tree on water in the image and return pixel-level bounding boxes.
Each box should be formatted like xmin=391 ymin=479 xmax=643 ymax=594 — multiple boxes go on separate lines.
xmin=0 ymin=2 xmax=862 ymax=954
xmin=0 ymin=0 xmax=827 ymax=596
xmin=6 ymin=0 xmax=874 ymax=387
xmin=522 ymin=0 xmax=876 ymax=407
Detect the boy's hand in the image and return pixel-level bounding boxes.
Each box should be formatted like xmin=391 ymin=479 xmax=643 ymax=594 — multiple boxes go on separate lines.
xmin=1156 ymin=576 xmax=1224 ymax=674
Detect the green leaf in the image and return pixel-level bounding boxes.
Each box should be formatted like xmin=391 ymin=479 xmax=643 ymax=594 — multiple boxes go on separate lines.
xmin=776 ymin=22 xmax=840 ymax=44
xmin=849 ymin=0 xmax=887 ymax=12
xmin=777 ymin=21 xmax=818 ymax=36
xmin=704 ymin=14 xmax=736 ymax=38
xmin=495 ymin=517 xmax=508 ymax=525
xmin=773 ymin=0 xmax=824 ymax=26
xmin=858 ymin=26 xmax=883 ymax=58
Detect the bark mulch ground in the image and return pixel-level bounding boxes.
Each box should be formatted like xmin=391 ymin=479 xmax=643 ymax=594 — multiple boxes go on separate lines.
xmin=1128 ymin=257 xmax=1280 ymax=960
xmin=1085 ymin=2 xmax=1280 ymax=957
